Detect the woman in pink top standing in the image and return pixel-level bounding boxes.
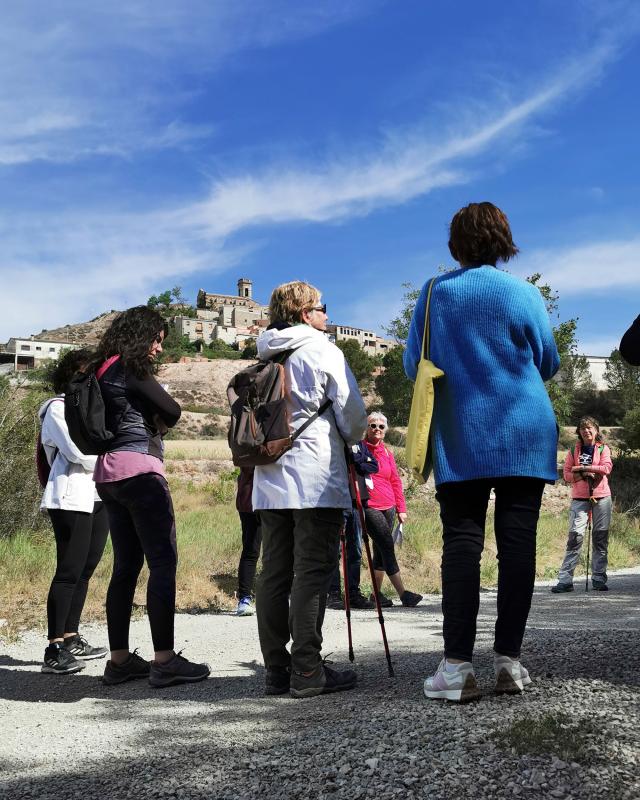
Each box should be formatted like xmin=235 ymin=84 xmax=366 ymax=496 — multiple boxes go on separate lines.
xmin=552 ymin=416 xmax=613 ymax=593
xmin=363 ymin=412 xmax=422 ymax=607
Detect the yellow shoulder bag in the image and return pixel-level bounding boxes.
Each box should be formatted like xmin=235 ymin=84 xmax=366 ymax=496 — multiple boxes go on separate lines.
xmin=405 ymin=278 xmax=444 ymax=482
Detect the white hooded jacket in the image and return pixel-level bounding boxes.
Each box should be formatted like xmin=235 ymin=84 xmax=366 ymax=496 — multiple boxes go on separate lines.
xmin=39 ymin=396 xmax=98 ymax=512
xmin=252 ymin=325 xmax=368 ymax=511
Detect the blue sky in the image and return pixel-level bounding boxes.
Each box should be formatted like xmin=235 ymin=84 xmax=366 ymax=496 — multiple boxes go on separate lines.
xmin=2 ymin=0 xmax=640 ymax=355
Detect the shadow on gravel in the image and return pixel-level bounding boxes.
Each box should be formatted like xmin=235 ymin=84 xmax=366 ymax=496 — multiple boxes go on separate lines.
xmin=0 ymin=654 xmax=42 ymax=667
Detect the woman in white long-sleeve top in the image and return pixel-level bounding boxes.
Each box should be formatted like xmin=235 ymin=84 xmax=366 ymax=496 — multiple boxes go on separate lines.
xmin=39 ymin=349 xmax=109 ymax=674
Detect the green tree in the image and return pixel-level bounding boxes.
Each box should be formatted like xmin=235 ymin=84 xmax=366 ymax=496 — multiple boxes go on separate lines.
xmin=147 ymin=286 xmax=197 ymax=318
xmin=375 ymin=346 xmax=414 ymax=425
xmin=241 ymin=340 xmax=258 ymax=359
xmin=605 ymin=349 xmax=640 ymax=418
xmin=336 ymin=339 xmax=375 ymax=388
xmin=384 ymin=283 xmax=421 ymax=345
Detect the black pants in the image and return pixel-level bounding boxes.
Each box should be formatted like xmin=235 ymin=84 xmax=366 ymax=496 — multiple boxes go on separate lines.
xmin=436 ymin=477 xmax=545 ymax=662
xmin=46 ymin=503 xmax=109 ymax=640
xmin=237 ymin=511 xmax=262 ymax=598
xmin=256 ymin=508 xmax=342 ymax=673
xmin=97 ymin=474 xmax=177 ymax=652
xmin=364 ymin=507 xmax=399 ymax=576
xmin=329 ymin=512 xmax=362 ymax=595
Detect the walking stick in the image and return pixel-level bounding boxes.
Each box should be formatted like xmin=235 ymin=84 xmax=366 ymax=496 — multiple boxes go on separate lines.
xmin=585 ymin=476 xmax=597 ymax=592
xmin=339 ymin=523 xmax=355 ymax=662
xmin=347 ymin=461 xmax=395 ymax=678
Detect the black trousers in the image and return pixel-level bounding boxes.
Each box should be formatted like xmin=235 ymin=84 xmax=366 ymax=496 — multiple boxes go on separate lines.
xmin=436 ymin=477 xmax=545 ymax=662
xmin=364 ymin=507 xmax=399 ymax=576
xmin=97 ymin=474 xmax=177 ymax=652
xmin=46 ymin=503 xmax=109 ymax=640
xmin=237 ymin=511 xmax=262 ymax=598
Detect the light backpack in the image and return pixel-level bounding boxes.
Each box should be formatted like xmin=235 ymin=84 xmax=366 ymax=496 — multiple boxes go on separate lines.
xmin=405 ymin=278 xmax=444 ymax=481
xmin=64 ymin=358 xmax=116 ymax=455
xmin=227 ymin=354 xmax=332 ymax=467
xmin=36 ymin=398 xmax=62 ymax=488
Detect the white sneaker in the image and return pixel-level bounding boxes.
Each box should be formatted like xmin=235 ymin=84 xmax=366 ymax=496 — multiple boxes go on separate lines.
xmin=494 ymin=654 xmax=532 ymax=694
xmin=423 ymin=658 xmax=481 ymax=703
xmin=235 ymin=596 xmax=254 ymax=616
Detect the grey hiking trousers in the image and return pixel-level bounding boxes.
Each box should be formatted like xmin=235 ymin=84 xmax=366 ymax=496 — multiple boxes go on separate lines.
xmin=557 ymin=497 xmax=612 ymax=585
xmin=256 ymin=507 xmax=343 ymax=673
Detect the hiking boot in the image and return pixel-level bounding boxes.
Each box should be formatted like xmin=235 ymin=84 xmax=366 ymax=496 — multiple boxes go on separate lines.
xmin=235 ymin=596 xmax=254 ymax=616
xmin=400 ymin=590 xmax=423 ymax=607
xmin=103 ymin=650 xmax=151 ymax=685
xmin=265 ymin=665 xmax=291 ymax=696
xmin=369 ymin=591 xmax=393 ymax=608
xmin=63 ymin=634 xmax=108 ymax=660
xmin=41 ymin=643 xmax=85 ymax=675
xmin=494 ymin=654 xmax=532 ymax=694
xmin=423 ymin=659 xmax=481 ymax=703
xmin=149 ymin=651 xmax=210 ymax=688
xmin=326 ymin=591 xmax=344 ymax=610
xmin=592 ymin=581 xmax=609 ymax=591
xmin=290 ymin=661 xmax=357 ymax=699
xmin=551 ymin=583 xmax=574 ymax=593
xmin=349 ymin=591 xmax=375 ymax=610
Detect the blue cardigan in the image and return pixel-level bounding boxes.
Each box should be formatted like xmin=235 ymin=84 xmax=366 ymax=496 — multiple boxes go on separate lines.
xmin=403 ymin=266 xmax=560 ymax=486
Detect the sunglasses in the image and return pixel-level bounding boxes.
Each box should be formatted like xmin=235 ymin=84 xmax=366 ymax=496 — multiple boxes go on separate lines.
xmin=368 ymin=423 xmax=386 ymax=430
xmin=308 ymin=304 xmax=327 ymax=314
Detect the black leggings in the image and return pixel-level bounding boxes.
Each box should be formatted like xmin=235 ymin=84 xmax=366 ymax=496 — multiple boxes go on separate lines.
xmin=237 ymin=512 xmax=262 ymax=598
xmin=364 ymin=507 xmax=399 ymax=576
xmin=46 ymin=503 xmax=109 ymax=640
xmin=97 ymin=473 xmax=177 ymax=652
xmin=436 ymin=477 xmax=545 ymax=662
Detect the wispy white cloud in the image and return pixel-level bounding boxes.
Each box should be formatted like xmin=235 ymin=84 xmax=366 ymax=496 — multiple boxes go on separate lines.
xmin=187 ymin=37 xmax=626 ymax=236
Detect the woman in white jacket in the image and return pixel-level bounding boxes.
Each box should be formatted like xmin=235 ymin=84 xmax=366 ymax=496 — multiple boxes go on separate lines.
xmin=254 ymin=281 xmax=368 ymax=699
xmin=39 ymin=349 xmax=109 ymax=674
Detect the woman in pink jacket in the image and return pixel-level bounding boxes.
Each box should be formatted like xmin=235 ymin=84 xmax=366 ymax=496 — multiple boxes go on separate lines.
xmin=552 ymin=416 xmax=613 ymax=593
xmin=363 ymin=412 xmax=422 ymax=607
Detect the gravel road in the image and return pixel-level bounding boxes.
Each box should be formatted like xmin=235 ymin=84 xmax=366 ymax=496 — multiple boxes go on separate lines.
xmin=2 ymin=570 xmax=639 ymax=800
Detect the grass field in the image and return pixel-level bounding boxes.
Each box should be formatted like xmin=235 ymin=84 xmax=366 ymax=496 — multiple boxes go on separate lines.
xmin=2 ymin=439 xmax=639 ymax=640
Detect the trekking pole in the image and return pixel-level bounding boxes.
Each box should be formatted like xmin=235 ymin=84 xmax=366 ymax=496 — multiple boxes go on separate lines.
xmin=340 ymin=523 xmax=355 ymax=662
xmin=585 ymin=476 xmax=597 ymax=593
xmin=347 ymin=461 xmax=395 ymax=678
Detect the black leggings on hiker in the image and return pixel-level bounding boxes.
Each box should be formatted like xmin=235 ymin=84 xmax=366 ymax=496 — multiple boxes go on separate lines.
xmin=237 ymin=512 xmax=262 ymax=599
xmin=47 ymin=503 xmax=109 ymax=640
xmin=97 ymin=473 xmax=177 ymax=652
xmin=436 ymin=477 xmax=545 ymax=662
xmin=363 ymin=507 xmax=399 ymax=576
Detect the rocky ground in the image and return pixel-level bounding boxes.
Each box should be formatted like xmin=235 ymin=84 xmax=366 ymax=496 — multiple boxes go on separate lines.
xmin=2 ymin=571 xmax=639 ymax=800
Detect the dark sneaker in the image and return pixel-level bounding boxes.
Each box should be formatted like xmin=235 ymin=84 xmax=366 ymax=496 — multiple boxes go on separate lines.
xmin=42 ymin=643 xmax=85 ymax=675
xmin=103 ymin=650 xmax=151 ymax=685
xmin=551 ymin=583 xmax=574 ymax=593
xmin=326 ymin=591 xmax=344 ymax=610
xmin=148 ymin=651 xmax=210 ymax=688
xmin=290 ymin=661 xmax=357 ymax=699
xmin=349 ymin=591 xmax=375 ymax=610
xmin=63 ymin=634 xmax=108 ymax=660
xmin=592 ymin=581 xmax=609 ymax=591
xmin=369 ymin=591 xmax=393 ymax=608
xmin=400 ymin=590 xmax=423 ymax=607
xmin=265 ymin=665 xmax=291 ymax=696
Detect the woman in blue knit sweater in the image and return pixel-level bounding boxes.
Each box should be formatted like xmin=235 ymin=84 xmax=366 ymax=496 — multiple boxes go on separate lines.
xmin=404 ymin=202 xmax=559 ymax=702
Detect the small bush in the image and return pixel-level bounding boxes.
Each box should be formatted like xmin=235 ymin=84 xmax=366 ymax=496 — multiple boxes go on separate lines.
xmin=610 ymin=455 xmax=640 ymax=515
xmin=494 ymin=712 xmax=600 ymax=762
xmin=620 ymin=406 xmax=640 ymax=452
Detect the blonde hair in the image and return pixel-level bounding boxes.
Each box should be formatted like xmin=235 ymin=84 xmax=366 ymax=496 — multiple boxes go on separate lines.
xmin=269 ymin=281 xmax=321 ymax=325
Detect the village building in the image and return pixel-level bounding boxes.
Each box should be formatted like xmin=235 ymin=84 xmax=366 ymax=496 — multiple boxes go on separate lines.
xmin=0 ymin=337 xmax=80 ymax=371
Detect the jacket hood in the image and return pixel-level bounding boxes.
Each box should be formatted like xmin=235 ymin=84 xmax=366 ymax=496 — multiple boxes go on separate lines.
xmin=39 ymin=395 xmax=63 ymax=422
xmin=257 ymin=325 xmax=326 ymax=359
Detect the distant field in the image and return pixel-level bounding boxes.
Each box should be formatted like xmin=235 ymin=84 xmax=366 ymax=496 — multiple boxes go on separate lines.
xmin=164 ymin=438 xmax=232 ymax=461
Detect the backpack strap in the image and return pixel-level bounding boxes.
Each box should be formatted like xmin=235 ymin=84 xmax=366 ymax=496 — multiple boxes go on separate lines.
xmin=421 ymin=278 xmax=437 ymax=361
xmin=290 ymin=399 xmax=333 ymax=442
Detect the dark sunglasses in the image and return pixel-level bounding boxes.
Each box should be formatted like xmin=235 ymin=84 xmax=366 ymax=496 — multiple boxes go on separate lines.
xmin=368 ymin=423 xmax=385 ymax=430
xmin=309 ymin=304 xmax=327 ymax=314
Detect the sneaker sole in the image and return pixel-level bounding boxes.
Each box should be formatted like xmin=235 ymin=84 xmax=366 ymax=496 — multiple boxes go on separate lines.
xmin=102 ymin=671 xmax=150 ymax=685
xmin=289 ymin=678 xmax=356 ymax=699
xmin=41 ymin=663 xmax=85 ymax=675
xmin=423 ymin=674 xmax=481 ymax=703
xmin=69 ymin=651 xmax=108 ymax=660
xmin=149 ymin=669 xmax=211 ymax=688
xmin=235 ymin=610 xmax=254 ymax=616
xmin=494 ymin=667 xmax=532 ymax=695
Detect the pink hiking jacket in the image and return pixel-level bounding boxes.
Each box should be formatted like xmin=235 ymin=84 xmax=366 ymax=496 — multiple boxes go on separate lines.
xmin=363 ymin=440 xmax=407 ymax=513
xmin=563 ymin=442 xmax=612 ymax=500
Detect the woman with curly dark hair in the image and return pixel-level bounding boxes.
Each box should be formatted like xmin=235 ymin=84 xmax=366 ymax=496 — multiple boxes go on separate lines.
xmin=94 ymin=306 xmax=209 ymax=688
xmin=405 ymin=202 xmax=560 ymax=702
xmin=39 ymin=348 xmax=109 ymax=674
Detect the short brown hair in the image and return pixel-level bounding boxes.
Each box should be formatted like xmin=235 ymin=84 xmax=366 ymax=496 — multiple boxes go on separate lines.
xmin=448 ymin=202 xmax=519 ymax=266
xmin=576 ymin=416 xmax=604 ymax=444
xmin=268 ymin=281 xmax=321 ymax=324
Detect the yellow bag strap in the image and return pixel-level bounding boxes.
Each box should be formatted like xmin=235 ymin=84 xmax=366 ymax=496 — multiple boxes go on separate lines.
xmin=421 ymin=278 xmax=436 ymax=361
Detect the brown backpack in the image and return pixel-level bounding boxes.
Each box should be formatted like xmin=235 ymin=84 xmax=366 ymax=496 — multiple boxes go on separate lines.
xmin=227 ymin=356 xmax=332 ymax=467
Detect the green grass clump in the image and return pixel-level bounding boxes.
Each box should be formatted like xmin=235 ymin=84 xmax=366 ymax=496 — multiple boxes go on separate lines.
xmin=494 ymin=712 xmax=600 ymax=762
